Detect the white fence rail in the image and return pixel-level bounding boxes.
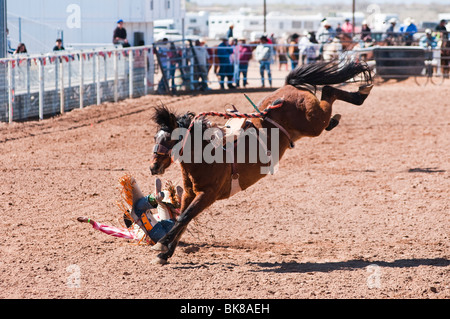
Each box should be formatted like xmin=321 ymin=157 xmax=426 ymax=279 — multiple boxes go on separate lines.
xmin=0 ymin=46 xmax=153 ymax=122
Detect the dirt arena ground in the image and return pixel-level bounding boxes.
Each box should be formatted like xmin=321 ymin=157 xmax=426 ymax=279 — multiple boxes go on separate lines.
xmin=0 ymin=77 xmax=448 ymax=300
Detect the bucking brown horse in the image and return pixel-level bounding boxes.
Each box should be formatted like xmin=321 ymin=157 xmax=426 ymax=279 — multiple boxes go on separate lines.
xmin=149 ymin=59 xmax=373 ymax=264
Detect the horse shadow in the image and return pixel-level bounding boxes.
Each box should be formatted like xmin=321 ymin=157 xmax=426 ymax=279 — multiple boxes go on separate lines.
xmin=174 ymin=242 xmax=449 ymax=273
xmin=247 ymin=258 xmax=450 ymax=274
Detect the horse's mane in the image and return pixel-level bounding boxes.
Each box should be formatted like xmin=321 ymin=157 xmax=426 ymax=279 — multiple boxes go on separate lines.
xmin=152 ymin=104 xmax=210 ymax=132
xmin=286 ymin=58 xmax=372 ymax=92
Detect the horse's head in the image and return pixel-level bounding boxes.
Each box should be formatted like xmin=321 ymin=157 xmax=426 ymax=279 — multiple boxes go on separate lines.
xmin=150 ymin=105 xmax=194 ymax=175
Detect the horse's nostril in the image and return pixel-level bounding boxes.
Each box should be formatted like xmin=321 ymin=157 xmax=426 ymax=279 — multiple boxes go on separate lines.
xmin=150 ymin=164 xmax=158 ymax=174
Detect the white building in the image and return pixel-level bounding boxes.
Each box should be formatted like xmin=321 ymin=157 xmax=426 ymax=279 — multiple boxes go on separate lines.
xmin=7 ymin=0 xmax=185 ymax=53
xmin=185 ymin=11 xmax=209 ymax=37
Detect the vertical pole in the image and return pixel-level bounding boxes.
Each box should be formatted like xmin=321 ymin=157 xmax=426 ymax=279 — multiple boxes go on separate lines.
xmin=96 ymin=53 xmax=101 ymax=105
xmin=38 ymin=58 xmax=44 ymax=120
xmin=7 ymin=60 xmax=13 ymax=123
xmin=352 ymin=0 xmax=356 ymax=38
xmin=54 ymin=56 xmax=58 ymax=114
xmin=79 ymin=53 xmax=84 ymax=109
xmin=129 ymin=49 xmax=134 ymax=99
xmin=18 ymin=17 xmax=22 ymax=43
xmin=263 ymin=0 xmax=267 ymax=34
xmin=114 ymin=51 xmax=118 ymax=102
xmin=0 ymin=0 xmax=7 ymax=58
xmin=59 ymin=58 xmax=65 ymax=114
xmin=26 ymin=59 xmax=30 ymax=118
xmin=144 ymin=48 xmax=148 ymax=95
xmin=2 ymin=0 xmax=9 ymax=121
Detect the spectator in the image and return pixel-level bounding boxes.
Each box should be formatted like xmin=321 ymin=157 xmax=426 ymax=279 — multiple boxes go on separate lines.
xmin=254 ymin=36 xmax=272 ymax=88
xmin=14 ymin=43 xmax=27 ymax=54
xmin=419 ymin=29 xmax=437 ymax=49
xmin=335 ymin=23 xmax=343 ymax=36
xmin=193 ymin=39 xmax=210 ymax=91
xmin=399 ymin=17 xmax=417 ymax=46
xmin=235 ymin=38 xmax=252 ymax=88
xmin=226 ymin=24 xmax=234 ymax=39
xmin=53 ymin=39 xmax=65 ymax=51
xmin=156 ymin=38 xmax=176 ymax=94
xmin=276 ymin=36 xmax=289 ymax=71
xmin=361 ymin=21 xmax=372 ymax=42
xmin=385 ymin=18 xmax=399 ymax=45
xmin=435 ymin=19 xmax=448 ymax=40
xmin=299 ymin=32 xmax=319 ymax=65
xmin=6 ymin=28 xmax=14 ymax=55
xmin=288 ymin=33 xmax=300 ymax=70
xmin=341 ymin=19 xmax=353 ymax=35
xmin=317 ymin=20 xmax=335 ymax=44
xmin=217 ymin=37 xmax=235 ymax=89
xmin=113 ymin=19 xmax=130 ymax=47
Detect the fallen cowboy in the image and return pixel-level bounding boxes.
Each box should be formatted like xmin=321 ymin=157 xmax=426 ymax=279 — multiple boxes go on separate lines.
xmin=77 ymin=174 xmax=183 ymax=245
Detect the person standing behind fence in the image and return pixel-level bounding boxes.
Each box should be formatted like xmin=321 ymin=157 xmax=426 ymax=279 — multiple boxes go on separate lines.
xmin=254 ymin=36 xmax=272 ymax=88
xmin=399 ymin=18 xmax=417 ymax=46
xmin=226 ymin=25 xmax=234 ymax=39
xmin=156 ymin=38 xmax=175 ymax=94
xmin=317 ymin=20 xmax=335 ymax=45
xmin=361 ymin=21 xmax=372 ymax=42
xmin=341 ymin=19 xmax=353 ymax=36
xmin=385 ymin=18 xmax=399 ymax=45
xmin=14 ymin=43 xmax=27 ymax=54
xmin=235 ymin=38 xmax=252 ymax=88
xmin=288 ymin=33 xmax=300 ymax=70
xmin=299 ymin=32 xmax=319 ymax=65
xmin=276 ymin=36 xmax=289 ymax=71
xmin=217 ymin=37 xmax=235 ymax=90
xmin=435 ymin=19 xmax=448 ymax=40
xmin=53 ymin=39 xmax=65 ymax=51
xmin=419 ymin=29 xmax=437 ymax=49
xmin=113 ymin=19 xmax=130 ymax=48
xmin=7 ymin=29 xmax=14 ymax=55
xmin=193 ymin=39 xmax=210 ymax=91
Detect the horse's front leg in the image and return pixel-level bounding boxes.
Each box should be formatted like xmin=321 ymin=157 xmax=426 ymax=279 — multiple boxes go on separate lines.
xmin=151 ymin=191 xmax=215 ymax=265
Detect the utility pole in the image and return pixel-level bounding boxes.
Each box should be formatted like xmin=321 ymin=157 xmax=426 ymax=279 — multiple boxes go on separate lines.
xmin=352 ymin=0 xmax=356 ymax=37
xmin=0 ymin=0 xmax=7 ymax=58
xmin=263 ymin=0 xmax=267 ymax=34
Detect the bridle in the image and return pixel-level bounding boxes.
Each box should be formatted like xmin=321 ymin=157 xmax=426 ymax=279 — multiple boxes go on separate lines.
xmin=153 ymin=143 xmax=172 ymax=157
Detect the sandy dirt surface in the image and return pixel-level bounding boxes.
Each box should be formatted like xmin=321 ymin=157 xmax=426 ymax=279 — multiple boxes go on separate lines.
xmin=0 ymin=78 xmax=448 ymax=300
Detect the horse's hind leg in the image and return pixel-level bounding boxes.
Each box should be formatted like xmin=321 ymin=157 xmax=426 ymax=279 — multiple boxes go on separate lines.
xmin=321 ymin=85 xmax=373 ymax=132
xmin=321 ymin=84 xmax=373 ymax=107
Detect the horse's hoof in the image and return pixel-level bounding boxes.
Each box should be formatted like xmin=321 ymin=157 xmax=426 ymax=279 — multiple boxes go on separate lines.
xmin=359 ymin=84 xmax=373 ymax=95
xmin=151 ymin=242 xmax=169 ymax=253
xmin=332 ymin=114 xmax=341 ymax=122
xmin=151 ymin=256 xmax=168 ymax=265
xmin=325 ymin=114 xmax=341 ymax=132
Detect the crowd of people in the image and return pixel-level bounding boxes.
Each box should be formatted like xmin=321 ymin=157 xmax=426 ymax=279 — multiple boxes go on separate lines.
xmin=6 ymin=16 xmax=449 ymax=91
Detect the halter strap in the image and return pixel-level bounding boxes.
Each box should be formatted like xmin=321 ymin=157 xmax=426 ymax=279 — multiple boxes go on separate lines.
xmin=264 ymin=117 xmax=295 ymax=149
xmin=153 ymin=144 xmax=171 ymax=156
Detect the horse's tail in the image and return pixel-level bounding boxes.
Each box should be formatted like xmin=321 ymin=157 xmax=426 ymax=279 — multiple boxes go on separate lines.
xmin=285 ymin=58 xmax=372 ymax=92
